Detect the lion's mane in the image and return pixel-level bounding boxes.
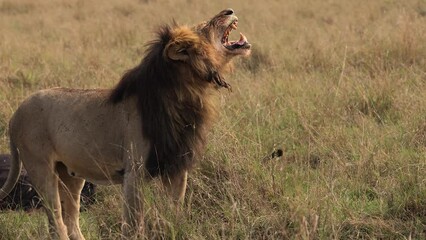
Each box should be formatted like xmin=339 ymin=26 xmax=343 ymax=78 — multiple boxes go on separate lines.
xmin=109 ymin=25 xmax=220 ymax=178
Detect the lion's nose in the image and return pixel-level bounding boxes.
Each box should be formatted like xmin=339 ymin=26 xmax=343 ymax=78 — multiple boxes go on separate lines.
xmin=223 ymin=9 xmax=234 ymax=16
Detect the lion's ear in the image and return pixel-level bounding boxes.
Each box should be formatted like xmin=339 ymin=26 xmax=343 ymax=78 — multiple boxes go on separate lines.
xmin=165 ymin=41 xmax=190 ymax=61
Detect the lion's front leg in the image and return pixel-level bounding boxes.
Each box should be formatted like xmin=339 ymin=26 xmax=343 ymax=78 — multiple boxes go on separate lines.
xmin=161 ymin=170 xmax=188 ymax=205
xmin=122 ymin=161 xmax=144 ymax=238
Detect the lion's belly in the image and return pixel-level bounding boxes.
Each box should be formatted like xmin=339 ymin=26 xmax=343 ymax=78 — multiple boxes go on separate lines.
xmin=58 ymin=150 xmax=126 ymax=185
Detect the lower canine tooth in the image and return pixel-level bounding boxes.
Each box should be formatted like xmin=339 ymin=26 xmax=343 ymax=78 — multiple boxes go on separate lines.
xmin=239 ymin=32 xmax=247 ymax=42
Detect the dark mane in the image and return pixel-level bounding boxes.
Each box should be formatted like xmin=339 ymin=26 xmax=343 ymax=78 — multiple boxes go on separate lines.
xmin=109 ymin=24 xmax=217 ymax=177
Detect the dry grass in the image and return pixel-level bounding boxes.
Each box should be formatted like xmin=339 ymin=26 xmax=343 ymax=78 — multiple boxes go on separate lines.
xmin=1 ymin=0 xmax=426 ymax=239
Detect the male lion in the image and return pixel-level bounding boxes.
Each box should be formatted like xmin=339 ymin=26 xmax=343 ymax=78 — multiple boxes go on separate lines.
xmin=0 ymin=8 xmax=250 ymax=240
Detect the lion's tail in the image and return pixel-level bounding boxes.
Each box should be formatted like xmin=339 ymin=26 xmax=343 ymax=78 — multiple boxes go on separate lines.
xmin=0 ymin=137 xmax=22 ymax=200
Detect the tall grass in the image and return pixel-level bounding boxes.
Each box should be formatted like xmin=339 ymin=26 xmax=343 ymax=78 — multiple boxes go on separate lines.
xmin=1 ymin=0 xmax=425 ymax=239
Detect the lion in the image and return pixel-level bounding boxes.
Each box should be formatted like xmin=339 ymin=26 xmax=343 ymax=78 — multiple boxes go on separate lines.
xmin=0 ymin=8 xmax=250 ymax=240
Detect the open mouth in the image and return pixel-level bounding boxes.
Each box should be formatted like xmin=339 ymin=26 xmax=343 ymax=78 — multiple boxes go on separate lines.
xmin=221 ymin=20 xmax=251 ymax=50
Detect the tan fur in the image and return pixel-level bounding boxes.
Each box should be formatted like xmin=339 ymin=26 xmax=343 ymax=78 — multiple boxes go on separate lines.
xmin=0 ymin=9 xmax=250 ymax=240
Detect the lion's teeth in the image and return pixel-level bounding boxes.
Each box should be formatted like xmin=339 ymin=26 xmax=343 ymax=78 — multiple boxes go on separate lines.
xmin=239 ymin=32 xmax=247 ymax=43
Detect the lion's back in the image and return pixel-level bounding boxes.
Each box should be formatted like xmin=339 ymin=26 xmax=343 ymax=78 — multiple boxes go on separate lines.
xmin=9 ymin=88 xmax=117 ymax=157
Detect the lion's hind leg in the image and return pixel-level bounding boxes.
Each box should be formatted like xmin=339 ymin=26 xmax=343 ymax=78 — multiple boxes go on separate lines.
xmin=21 ymin=152 xmax=68 ymax=239
xmin=57 ymin=162 xmax=85 ymax=240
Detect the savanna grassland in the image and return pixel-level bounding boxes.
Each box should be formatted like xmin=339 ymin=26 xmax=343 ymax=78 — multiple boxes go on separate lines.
xmin=1 ymin=0 xmax=426 ymax=239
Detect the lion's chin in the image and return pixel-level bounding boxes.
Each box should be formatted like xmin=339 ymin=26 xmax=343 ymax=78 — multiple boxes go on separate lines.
xmin=228 ymin=43 xmax=252 ymax=56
